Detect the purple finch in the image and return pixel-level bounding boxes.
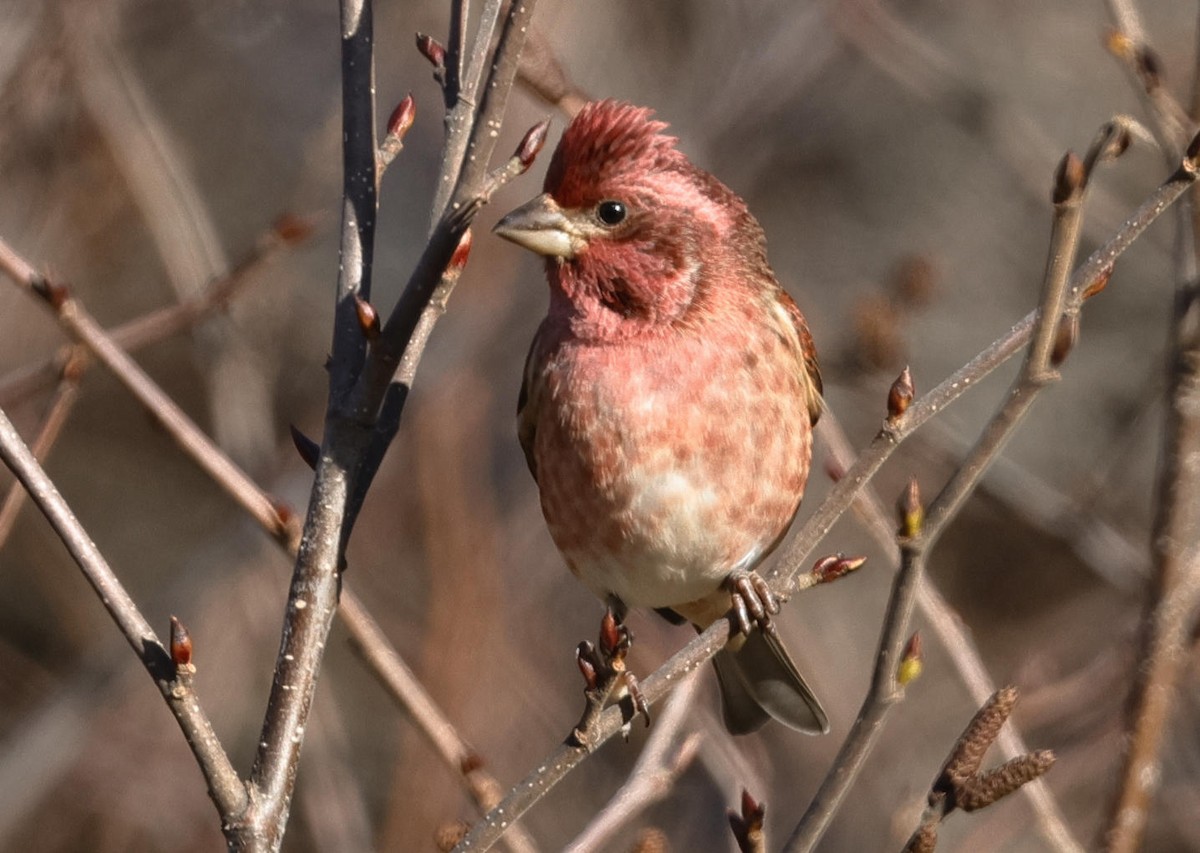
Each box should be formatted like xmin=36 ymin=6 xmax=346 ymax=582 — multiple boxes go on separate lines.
xmin=495 ymin=100 xmax=827 ymax=734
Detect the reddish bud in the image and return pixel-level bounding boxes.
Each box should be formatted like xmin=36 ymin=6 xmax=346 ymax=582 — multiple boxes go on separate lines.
xmin=825 ymin=459 xmax=845 ymax=482
xmin=898 ymin=477 xmax=923 ymax=538
xmin=1050 ymin=312 xmax=1078 ymax=367
xmin=728 ymin=788 xmax=766 ymax=853
xmin=741 ymin=789 xmax=764 ymax=824
xmin=289 ymin=424 xmax=320 ymax=470
xmin=272 ymin=213 xmax=315 ymax=245
xmin=887 ymin=366 xmax=914 ymax=422
xmin=170 ymin=615 xmax=193 ymax=667
xmin=515 ymin=119 xmax=551 ymax=172
xmin=460 ymin=751 xmax=484 ymax=775
xmin=449 ymin=228 xmax=473 ymax=272
xmin=271 ymin=499 xmax=296 ymax=536
xmin=1082 ymin=264 xmax=1114 ymax=300
xmin=387 ymin=93 xmax=416 ymax=141
xmin=599 ymin=609 xmax=621 ymax=657
xmin=1052 ymin=151 xmax=1085 ymax=205
xmin=31 ymin=274 xmax=70 ymax=310
xmin=812 ymin=553 xmax=867 ymax=583
xmin=416 ymin=32 xmax=446 ymax=70
xmin=576 ymin=642 xmax=598 ymax=690
xmin=354 ymin=293 xmax=381 ymax=340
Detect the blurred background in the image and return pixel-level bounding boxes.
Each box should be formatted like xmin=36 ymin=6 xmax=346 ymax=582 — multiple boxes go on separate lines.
xmin=1 ymin=0 xmax=1198 ymax=850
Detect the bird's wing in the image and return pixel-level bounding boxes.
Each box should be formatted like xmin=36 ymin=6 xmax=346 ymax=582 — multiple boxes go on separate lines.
xmin=775 ymin=289 xmax=824 ymax=426
xmin=516 ymin=325 xmax=547 ymax=482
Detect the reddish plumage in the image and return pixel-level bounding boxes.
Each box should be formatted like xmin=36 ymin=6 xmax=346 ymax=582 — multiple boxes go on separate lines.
xmin=495 ymin=100 xmax=827 ymax=734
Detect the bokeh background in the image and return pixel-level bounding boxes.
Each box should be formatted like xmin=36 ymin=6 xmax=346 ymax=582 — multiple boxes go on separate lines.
xmin=1 ymin=0 xmax=1198 ymax=850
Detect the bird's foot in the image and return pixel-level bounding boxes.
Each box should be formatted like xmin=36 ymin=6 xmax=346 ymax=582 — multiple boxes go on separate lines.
xmin=571 ymin=607 xmax=650 ymax=748
xmin=725 ymin=569 xmax=782 ymax=637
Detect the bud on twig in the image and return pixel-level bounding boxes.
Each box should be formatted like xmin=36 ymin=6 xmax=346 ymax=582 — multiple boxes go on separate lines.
xmin=898 ymin=477 xmax=923 ymax=538
xmin=387 ymin=93 xmax=416 ymax=141
xmin=416 ymin=32 xmax=446 ymax=71
xmin=378 ymin=95 xmax=417 ymax=173
xmin=449 ymin=228 xmax=473 ymax=272
xmin=811 ymin=553 xmax=867 ymax=584
xmin=270 ymin=499 xmax=296 ymax=540
xmin=30 ymin=274 xmax=70 ymax=311
xmin=515 ymin=119 xmax=551 ymax=173
xmin=599 ymin=609 xmax=621 ymax=658
xmin=354 ymin=293 xmax=381 ymax=340
xmin=1082 ymin=263 xmax=1113 ymax=300
xmin=1050 ymin=312 xmax=1078 ymax=367
xmin=898 ymin=632 xmax=923 ymax=686
xmin=1052 ymin=151 xmax=1085 ymax=205
xmin=170 ymin=615 xmax=193 ymax=668
xmin=887 ymin=366 xmax=914 ymax=422
xmin=728 ymin=789 xmax=766 ymax=853
xmin=576 ymin=642 xmax=598 ymax=690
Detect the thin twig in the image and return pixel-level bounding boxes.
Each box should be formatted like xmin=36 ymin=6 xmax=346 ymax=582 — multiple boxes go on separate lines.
xmin=0 ymin=361 xmax=84 ymax=547
xmin=0 ymin=405 xmax=247 ymax=820
xmin=1100 ymin=6 xmax=1200 ymax=851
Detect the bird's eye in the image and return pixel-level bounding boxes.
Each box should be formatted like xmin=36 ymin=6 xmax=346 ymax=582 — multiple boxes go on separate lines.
xmin=596 ymin=200 xmax=627 ymax=227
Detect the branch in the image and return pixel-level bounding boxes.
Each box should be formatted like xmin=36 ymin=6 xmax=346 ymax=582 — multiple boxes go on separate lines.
xmin=0 ymin=405 xmax=246 ymax=822
xmin=1101 ymin=7 xmax=1200 ymax=851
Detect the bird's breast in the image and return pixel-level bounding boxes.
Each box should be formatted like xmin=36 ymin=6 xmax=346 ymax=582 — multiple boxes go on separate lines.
xmin=531 ymin=320 xmax=812 ymax=610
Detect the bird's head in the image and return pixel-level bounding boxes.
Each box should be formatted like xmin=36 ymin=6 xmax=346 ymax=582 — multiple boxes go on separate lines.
xmin=494 ymin=100 xmax=763 ymax=338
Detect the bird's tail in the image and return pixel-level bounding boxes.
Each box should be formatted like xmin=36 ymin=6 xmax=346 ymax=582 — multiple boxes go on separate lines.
xmin=712 ymin=629 xmax=828 ymax=735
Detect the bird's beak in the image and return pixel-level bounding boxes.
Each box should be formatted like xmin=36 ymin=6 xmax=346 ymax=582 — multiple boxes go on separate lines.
xmin=493 ymin=193 xmax=582 ymax=259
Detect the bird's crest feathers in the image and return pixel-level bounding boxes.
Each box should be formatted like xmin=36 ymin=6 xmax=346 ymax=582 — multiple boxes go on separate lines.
xmin=545 ymin=100 xmax=682 ymax=206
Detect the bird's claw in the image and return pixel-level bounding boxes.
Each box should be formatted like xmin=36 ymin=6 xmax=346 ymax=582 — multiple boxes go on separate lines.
xmin=726 ymin=570 xmax=781 ymax=637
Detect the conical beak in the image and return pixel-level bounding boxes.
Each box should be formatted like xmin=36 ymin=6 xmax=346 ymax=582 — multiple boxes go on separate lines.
xmin=493 ymin=193 xmax=582 ymax=259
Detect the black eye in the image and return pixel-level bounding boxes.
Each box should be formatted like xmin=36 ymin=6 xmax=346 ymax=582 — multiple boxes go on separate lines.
xmin=596 ymin=200 xmax=627 ymax=226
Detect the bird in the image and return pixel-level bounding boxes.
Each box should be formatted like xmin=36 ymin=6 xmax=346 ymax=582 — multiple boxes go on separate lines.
xmin=493 ymin=100 xmax=828 ymax=735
